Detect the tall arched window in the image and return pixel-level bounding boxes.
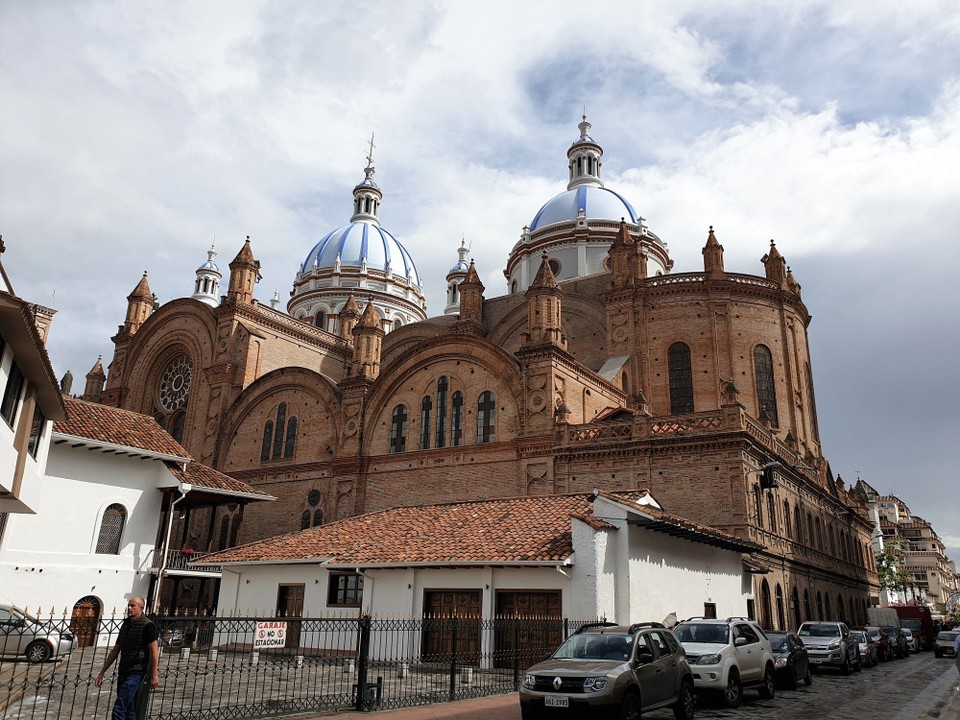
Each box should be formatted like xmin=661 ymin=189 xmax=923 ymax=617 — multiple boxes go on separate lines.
xmin=816 ymin=591 xmax=824 ymax=621
xmin=168 ymin=410 xmax=186 ymax=444
xmin=262 ymin=404 xmax=297 ymax=461
xmin=390 ymin=405 xmax=407 ymax=454
xmin=667 ymin=342 xmax=694 ymax=414
xmin=261 ymin=420 xmax=274 ymax=462
xmin=808 ymin=513 xmax=816 ymax=549
xmin=300 ymin=511 xmax=311 ymax=530
xmin=795 ymin=506 xmax=804 ymax=542
xmin=824 ymin=593 xmax=832 ymax=621
xmin=284 ymin=417 xmax=297 ymax=459
xmin=451 ymin=391 xmax=463 ymax=447
xmin=804 ymin=589 xmax=812 ymax=622
xmin=760 ymin=580 xmax=772 ymax=630
xmin=315 ymin=311 xmax=325 ymax=330
xmin=96 ymin=504 xmax=126 ymax=554
xmin=272 ymin=403 xmax=287 ymax=459
xmin=754 ymin=485 xmax=764 ymax=529
xmin=775 ymin=584 xmax=786 ymax=631
xmin=435 ymin=377 xmax=448 ymax=448
xmin=815 ymin=517 xmax=823 ymax=551
xmin=419 ymin=397 xmax=432 ymax=450
xmin=837 ymin=594 xmax=845 ymax=623
xmin=477 ymin=391 xmax=496 ymax=444
xmin=766 ymin=494 xmax=778 ymax=533
xmin=754 ymin=344 xmax=779 ymax=426
xmin=783 ymin=500 xmax=792 ymax=538
xmin=792 ymin=587 xmax=801 ymax=628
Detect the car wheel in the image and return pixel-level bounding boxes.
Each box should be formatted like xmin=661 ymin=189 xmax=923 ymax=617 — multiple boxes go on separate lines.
xmin=721 ymin=669 xmax=742 ymax=708
xmin=758 ymin=665 xmax=775 ymax=699
xmin=804 ymin=667 xmax=813 ymax=686
xmin=789 ymin=664 xmax=799 ymax=691
xmin=25 ymin=641 xmax=52 ymax=663
xmin=672 ymin=680 xmax=695 ymax=720
xmin=620 ymin=692 xmax=641 ymax=720
xmin=841 ymin=653 xmax=851 ymax=675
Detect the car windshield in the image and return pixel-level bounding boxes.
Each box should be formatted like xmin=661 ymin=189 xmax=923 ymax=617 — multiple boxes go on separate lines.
xmin=901 ymin=619 xmax=921 ymax=630
xmin=882 ymin=627 xmax=900 ymax=636
xmin=766 ymin=633 xmax=788 ymax=651
xmin=553 ymin=633 xmax=634 ymax=661
xmin=852 ymin=631 xmax=867 ymax=642
xmin=674 ymin=623 xmax=729 ymax=644
xmin=799 ymin=624 xmax=840 ymax=638
xmin=937 ymin=632 xmax=959 ymax=641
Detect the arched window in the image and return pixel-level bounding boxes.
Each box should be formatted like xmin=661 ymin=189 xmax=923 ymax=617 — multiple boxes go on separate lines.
xmin=477 ymin=391 xmax=496 ymax=444
xmin=824 ymin=593 xmax=832 ymax=621
xmin=766 ymin=494 xmax=778 ymax=533
xmin=511 ymin=280 xmax=518 ymax=294
xmin=393 ymin=319 xmax=402 ymax=331
xmin=168 ymin=410 xmax=186 ymax=444
xmin=419 ymin=396 xmax=432 ymax=450
xmin=272 ymin=403 xmax=287 ymax=459
xmin=760 ymin=580 xmax=772 ymax=630
xmin=96 ymin=504 xmax=126 ymax=554
xmin=816 ymin=591 xmax=824 ymax=621
xmin=312 ymin=509 xmax=323 ymax=527
xmin=754 ymin=345 xmax=779 ymax=426
xmin=435 ymin=377 xmax=448 ymax=448
xmin=815 ymin=517 xmax=823 ymax=550
xmin=792 ymin=587 xmax=801 ymax=628
xmin=261 ymin=420 xmax=274 ymax=462
xmin=795 ymin=506 xmax=804 ymax=542
xmin=776 ymin=584 xmax=786 ymax=631
xmin=783 ymin=500 xmax=792 ymax=538
xmin=837 ymin=594 xmax=845 ymax=623
xmin=300 ymin=511 xmax=310 ymax=530
xmin=284 ymin=417 xmax=297 ymax=459
xmin=389 ymin=405 xmax=407 ymax=454
xmin=804 ymin=589 xmax=812 ymax=622
xmin=754 ymin=485 xmax=764 ymax=529
xmin=808 ymin=513 xmax=815 ymax=549
xmin=547 ymin=258 xmax=561 ymax=276
xmin=668 ymin=342 xmax=694 ymax=414
xmin=451 ymin=391 xmax=463 ymax=447
xmin=315 ymin=311 xmax=326 ymax=330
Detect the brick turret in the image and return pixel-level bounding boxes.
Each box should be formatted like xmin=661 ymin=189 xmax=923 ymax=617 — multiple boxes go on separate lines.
xmin=122 ymin=272 xmax=154 ymax=334
xmin=702 ymin=226 xmax=725 ymax=279
xmin=523 ymin=253 xmax=567 ymax=350
xmin=338 ymin=294 xmax=360 ymax=343
xmin=351 ymin=299 xmax=383 ymax=380
xmin=83 ymin=356 xmax=106 ymax=402
xmin=227 ymin=236 xmax=261 ymax=304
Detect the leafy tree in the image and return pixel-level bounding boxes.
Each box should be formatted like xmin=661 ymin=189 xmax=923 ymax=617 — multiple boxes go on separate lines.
xmin=875 ymin=542 xmax=911 ymax=593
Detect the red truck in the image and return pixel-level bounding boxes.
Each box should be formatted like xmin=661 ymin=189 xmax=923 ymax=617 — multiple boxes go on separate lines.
xmin=893 ymin=606 xmax=935 ymax=651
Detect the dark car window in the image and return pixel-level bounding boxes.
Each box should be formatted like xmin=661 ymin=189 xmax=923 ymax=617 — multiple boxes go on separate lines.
xmin=662 ymin=631 xmax=680 ymax=654
xmin=766 ymin=633 xmax=788 ymax=651
xmin=737 ymin=624 xmax=760 ymax=644
xmin=648 ymin=631 xmax=668 ymax=657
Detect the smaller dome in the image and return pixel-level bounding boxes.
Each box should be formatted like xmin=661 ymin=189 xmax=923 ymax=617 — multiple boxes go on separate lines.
xmin=197 ymin=259 xmax=220 ymax=272
xmin=302 ymin=221 xmax=422 ymax=287
xmin=449 ymin=259 xmax=470 ymax=273
xmin=529 ymin=186 xmax=639 ymax=232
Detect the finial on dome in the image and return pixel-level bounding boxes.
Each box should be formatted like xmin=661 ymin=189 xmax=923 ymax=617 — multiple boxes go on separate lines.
xmin=363 ymin=132 xmax=376 ymax=183
xmin=578 ymin=113 xmax=592 ymax=141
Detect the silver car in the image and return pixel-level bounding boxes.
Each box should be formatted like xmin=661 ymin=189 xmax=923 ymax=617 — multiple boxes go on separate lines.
xmin=0 ymin=605 xmax=75 ymax=662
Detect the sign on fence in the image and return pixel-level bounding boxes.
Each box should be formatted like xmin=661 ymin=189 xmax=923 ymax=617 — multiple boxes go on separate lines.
xmin=254 ymin=620 xmax=287 ymax=649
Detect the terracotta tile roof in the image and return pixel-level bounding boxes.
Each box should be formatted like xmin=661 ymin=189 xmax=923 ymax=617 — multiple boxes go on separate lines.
xmin=55 ymin=397 xmax=189 ymax=459
xmin=200 ymin=493 xmax=599 ymax=566
xmin=168 ymin=462 xmax=273 ymax=499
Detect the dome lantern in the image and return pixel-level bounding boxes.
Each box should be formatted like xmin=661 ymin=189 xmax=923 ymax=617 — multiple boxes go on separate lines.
xmin=566 ymin=114 xmax=604 ymax=190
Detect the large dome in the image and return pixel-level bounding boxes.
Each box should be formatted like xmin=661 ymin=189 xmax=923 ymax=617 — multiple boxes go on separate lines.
xmin=529 ymin=185 xmax=639 ymax=232
xmin=301 ymin=220 xmax=422 ymax=287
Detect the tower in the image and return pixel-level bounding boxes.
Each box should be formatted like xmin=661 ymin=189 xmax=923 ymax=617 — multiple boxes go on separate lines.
xmin=455 ymin=260 xmax=485 ymax=333
xmin=523 ymin=253 xmax=567 ymax=350
xmin=702 ymin=226 xmax=725 ymax=280
xmin=227 ymin=237 xmax=261 ymax=304
xmin=122 ymin=272 xmax=154 ymax=335
xmin=83 ymin=356 xmax=106 ymax=402
xmin=192 ymin=243 xmax=222 ymax=307
xmin=445 ymin=240 xmax=470 ymax=315
xmin=351 ymin=299 xmax=384 ymax=380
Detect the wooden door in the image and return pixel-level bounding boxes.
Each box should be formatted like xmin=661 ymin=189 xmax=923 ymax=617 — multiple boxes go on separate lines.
xmin=422 ymin=591 xmax=482 ymax=665
xmin=70 ymin=597 xmax=101 ymax=648
xmin=495 ymin=591 xmax=562 ymax=669
xmin=277 ymin=584 xmax=304 ymax=649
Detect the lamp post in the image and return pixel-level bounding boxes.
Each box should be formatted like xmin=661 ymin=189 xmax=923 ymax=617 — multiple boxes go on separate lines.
xmin=153 ymin=482 xmax=192 ymax=615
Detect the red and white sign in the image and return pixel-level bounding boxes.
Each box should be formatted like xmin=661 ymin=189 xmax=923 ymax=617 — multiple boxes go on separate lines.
xmin=254 ymin=621 xmax=287 ymax=649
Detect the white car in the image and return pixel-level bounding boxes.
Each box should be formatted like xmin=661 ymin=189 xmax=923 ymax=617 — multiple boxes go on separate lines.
xmin=673 ymin=617 xmax=776 ymax=708
xmin=0 ymin=605 xmax=75 ymax=662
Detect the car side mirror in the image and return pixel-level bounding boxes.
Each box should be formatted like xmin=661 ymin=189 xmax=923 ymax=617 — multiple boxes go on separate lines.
xmin=734 ymin=637 xmax=747 ymax=647
xmin=636 ymin=650 xmax=655 ymax=665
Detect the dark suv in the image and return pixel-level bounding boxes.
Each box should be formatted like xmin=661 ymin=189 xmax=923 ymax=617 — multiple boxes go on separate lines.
xmin=520 ymin=621 xmax=695 ymax=720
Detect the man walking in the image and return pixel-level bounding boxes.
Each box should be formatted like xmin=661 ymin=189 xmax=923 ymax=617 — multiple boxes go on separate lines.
xmin=95 ymin=597 xmax=160 ymax=720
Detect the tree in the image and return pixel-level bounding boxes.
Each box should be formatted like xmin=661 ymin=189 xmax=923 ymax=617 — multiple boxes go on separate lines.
xmin=875 ymin=542 xmax=911 ymax=595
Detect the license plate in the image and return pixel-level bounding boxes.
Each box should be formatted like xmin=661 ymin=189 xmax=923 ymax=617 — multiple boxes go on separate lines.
xmin=810 ymin=658 xmax=823 ymax=664
xmin=545 ymin=696 xmax=569 ymax=708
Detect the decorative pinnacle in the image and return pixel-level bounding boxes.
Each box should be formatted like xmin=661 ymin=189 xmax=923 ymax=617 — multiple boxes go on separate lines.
xmin=363 ymin=132 xmax=376 ymax=183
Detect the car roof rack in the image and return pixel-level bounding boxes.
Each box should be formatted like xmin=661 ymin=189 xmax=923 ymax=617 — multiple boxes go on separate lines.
xmin=725 ymin=617 xmax=751 ymax=622
xmin=627 ymin=622 xmax=665 ymax=633
xmin=574 ymin=621 xmax=619 ymax=634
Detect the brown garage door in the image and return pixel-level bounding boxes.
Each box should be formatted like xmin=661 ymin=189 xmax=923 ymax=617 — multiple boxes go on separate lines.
xmin=421 ymin=591 xmax=482 ymax=665
xmin=495 ymin=591 xmax=562 ymax=670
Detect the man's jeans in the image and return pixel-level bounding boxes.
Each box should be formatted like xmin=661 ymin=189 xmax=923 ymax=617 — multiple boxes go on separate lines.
xmin=112 ymin=674 xmax=145 ymax=720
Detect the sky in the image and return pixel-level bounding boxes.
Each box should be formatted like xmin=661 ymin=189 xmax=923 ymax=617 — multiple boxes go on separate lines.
xmin=1 ymin=1 xmax=958 ymax=565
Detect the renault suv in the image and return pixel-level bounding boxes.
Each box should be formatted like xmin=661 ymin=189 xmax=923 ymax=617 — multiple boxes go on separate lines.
xmin=520 ymin=621 xmax=695 ymax=720
xmin=673 ymin=617 xmax=775 ymax=708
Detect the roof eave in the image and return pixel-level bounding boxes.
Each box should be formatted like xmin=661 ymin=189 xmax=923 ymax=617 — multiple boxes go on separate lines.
xmin=51 ymin=432 xmax=190 ymax=464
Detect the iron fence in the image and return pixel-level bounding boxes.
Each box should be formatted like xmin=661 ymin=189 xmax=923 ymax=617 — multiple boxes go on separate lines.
xmin=1 ymin=612 xmax=594 ymax=719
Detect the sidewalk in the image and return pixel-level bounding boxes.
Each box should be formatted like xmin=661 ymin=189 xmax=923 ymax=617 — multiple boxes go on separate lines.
xmin=294 ymin=693 xmax=519 ymax=720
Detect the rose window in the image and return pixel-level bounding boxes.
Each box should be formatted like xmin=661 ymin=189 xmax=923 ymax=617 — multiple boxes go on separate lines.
xmin=158 ymin=355 xmax=192 ymax=412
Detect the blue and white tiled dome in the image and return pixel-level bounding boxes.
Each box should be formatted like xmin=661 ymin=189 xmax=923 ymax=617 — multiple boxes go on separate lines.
xmin=301 ymin=221 xmax=422 ymax=286
xmin=529 ymin=186 xmax=639 ymax=231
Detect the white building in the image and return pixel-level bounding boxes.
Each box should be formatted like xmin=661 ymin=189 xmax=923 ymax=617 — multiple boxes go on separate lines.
xmin=200 ymin=490 xmax=761 ymax=648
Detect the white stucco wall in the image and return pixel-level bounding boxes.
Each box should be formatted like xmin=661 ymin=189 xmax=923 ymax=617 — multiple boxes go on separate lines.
xmin=0 ymin=444 xmax=174 ymax=618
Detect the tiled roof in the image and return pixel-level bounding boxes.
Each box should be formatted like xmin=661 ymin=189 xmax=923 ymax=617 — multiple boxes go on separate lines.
xmin=55 ymin=397 xmax=189 ymax=459
xmin=168 ymin=462 xmax=274 ymax=499
xmin=199 ymin=493 xmax=599 ymax=566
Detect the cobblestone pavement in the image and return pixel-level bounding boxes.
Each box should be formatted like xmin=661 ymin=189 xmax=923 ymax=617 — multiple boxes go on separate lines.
xmin=301 ymin=652 xmax=960 ymax=720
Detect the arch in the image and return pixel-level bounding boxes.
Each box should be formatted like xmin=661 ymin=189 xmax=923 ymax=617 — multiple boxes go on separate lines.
xmin=300 ymin=510 xmax=310 ymax=530
xmin=70 ymin=596 xmax=102 ymax=648
xmin=792 ymin=586 xmax=801 ymax=628
xmin=95 ymin=504 xmax=126 ymax=555
xmin=775 ymin=584 xmax=786 ymax=631
xmin=783 ymin=500 xmax=792 ymax=538
xmin=451 ymin=391 xmax=464 ymax=447
xmin=260 ymin=420 xmax=274 ymax=462
xmin=667 ymin=342 xmax=694 ymax=414
xmin=312 ymin=509 xmax=323 ymax=527
xmin=753 ymin=344 xmax=779 ymax=426
xmin=419 ymin=396 xmax=432 ymax=450
xmin=435 ymin=376 xmax=448 ymax=448
xmin=760 ymin=579 xmax=773 ymax=630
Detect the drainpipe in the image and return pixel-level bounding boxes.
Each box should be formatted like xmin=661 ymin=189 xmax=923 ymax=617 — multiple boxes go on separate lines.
xmin=152 ymin=482 xmax=192 ymax=614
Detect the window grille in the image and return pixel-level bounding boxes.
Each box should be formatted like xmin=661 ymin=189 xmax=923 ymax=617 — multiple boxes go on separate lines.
xmin=667 ymin=343 xmax=694 ymax=414
xmin=95 ymin=504 xmax=126 ymax=554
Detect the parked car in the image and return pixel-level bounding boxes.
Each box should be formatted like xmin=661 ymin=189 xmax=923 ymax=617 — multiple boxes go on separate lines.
xmin=673 ymin=617 xmax=775 ymax=708
xmin=934 ymin=630 xmax=960 ymax=659
xmin=765 ymin=631 xmax=812 ymax=689
xmin=902 ymin=628 xmax=918 ymax=653
xmin=797 ymin=621 xmax=861 ymax=674
xmin=850 ymin=629 xmax=879 ymax=667
xmin=0 ymin=605 xmax=75 ymax=663
xmin=865 ymin=626 xmax=893 ymax=662
xmin=881 ymin=626 xmax=909 ymax=659
xmin=520 ymin=621 xmax=695 ymax=720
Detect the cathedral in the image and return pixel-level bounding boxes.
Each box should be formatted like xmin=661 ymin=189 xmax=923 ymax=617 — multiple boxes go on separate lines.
xmin=85 ymin=117 xmax=879 ymax=630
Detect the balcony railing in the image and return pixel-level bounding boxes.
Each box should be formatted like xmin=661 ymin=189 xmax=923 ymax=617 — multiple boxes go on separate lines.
xmin=151 ymin=548 xmax=222 ymax=574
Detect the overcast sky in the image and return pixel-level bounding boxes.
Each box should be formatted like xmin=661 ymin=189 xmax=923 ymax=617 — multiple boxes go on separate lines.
xmin=2 ymin=1 xmax=958 ymax=565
